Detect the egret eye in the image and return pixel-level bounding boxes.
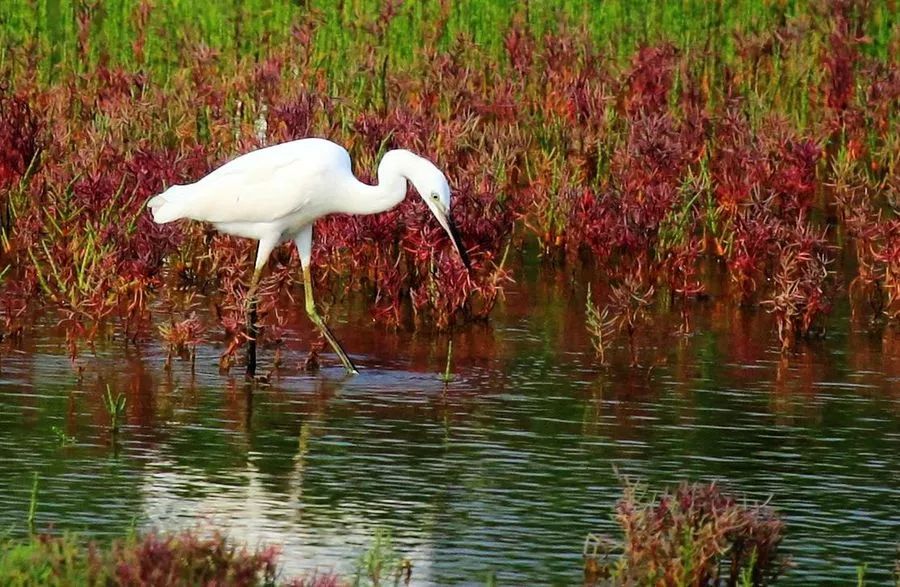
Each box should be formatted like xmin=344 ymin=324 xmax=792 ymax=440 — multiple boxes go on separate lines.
xmin=431 ymin=193 xmax=440 ymax=201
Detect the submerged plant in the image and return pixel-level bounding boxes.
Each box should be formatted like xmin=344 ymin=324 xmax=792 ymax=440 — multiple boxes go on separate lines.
xmin=354 ymin=528 xmax=411 ymax=587
xmin=606 ymin=480 xmax=787 ymax=586
xmin=50 ymin=425 xmax=75 ymax=446
xmin=583 ymin=532 xmax=619 ymax=584
xmin=439 ymin=340 xmax=454 ymax=384
xmin=762 ymin=220 xmax=833 ymax=350
xmin=608 ymin=276 xmax=656 ymax=366
xmin=158 ymin=312 xmax=205 ymax=369
xmin=103 ymin=386 xmax=127 ymax=437
xmin=856 ymin=563 xmax=867 ymax=587
xmin=585 ymin=283 xmax=618 ymax=365
xmin=27 ymin=472 xmax=38 ymax=534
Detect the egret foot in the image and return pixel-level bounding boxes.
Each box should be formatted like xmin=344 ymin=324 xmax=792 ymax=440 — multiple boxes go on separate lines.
xmin=303 ymin=264 xmax=358 ymax=375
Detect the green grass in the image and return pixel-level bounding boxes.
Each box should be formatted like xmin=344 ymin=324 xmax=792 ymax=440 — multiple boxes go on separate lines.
xmin=2 ymin=0 xmax=895 ymax=86
xmin=0 ymin=530 xmax=294 ymax=586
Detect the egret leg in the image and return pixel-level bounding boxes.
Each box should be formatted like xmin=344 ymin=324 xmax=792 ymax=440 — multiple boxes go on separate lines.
xmin=302 ymin=263 xmax=358 ymax=374
xmin=245 ymin=266 xmax=263 ymax=377
xmin=295 ymin=225 xmax=358 ymax=375
xmin=245 ymin=236 xmax=280 ymax=378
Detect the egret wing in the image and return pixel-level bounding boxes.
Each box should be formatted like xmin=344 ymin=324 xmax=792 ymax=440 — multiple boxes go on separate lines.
xmin=178 ymin=139 xmax=352 ymax=224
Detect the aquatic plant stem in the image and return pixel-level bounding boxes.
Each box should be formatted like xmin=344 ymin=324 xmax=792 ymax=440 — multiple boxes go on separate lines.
xmin=104 ymin=385 xmax=127 ymax=448
xmin=441 ymin=340 xmax=454 ymax=384
xmin=27 ymin=472 xmax=38 ymax=533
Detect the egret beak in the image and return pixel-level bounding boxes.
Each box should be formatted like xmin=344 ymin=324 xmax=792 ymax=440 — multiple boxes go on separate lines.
xmin=434 ymin=209 xmax=470 ymax=270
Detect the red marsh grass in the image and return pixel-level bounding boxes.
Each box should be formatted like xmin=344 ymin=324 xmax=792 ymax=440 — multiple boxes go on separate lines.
xmin=0 ymin=0 xmax=896 ymax=365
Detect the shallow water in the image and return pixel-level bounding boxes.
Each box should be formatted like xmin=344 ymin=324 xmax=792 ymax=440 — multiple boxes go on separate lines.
xmin=1 ymin=272 xmax=898 ymax=585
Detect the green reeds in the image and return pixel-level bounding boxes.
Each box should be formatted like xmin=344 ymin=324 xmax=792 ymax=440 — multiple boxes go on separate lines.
xmin=3 ymin=1 xmax=894 ymax=88
xmin=354 ymin=528 xmax=411 ymax=587
xmin=585 ymin=283 xmax=617 ymax=366
xmin=26 ymin=472 xmax=38 ymax=534
xmin=50 ymin=425 xmax=75 ymax=446
xmin=103 ymin=385 xmax=126 ymax=437
xmin=439 ymin=340 xmax=454 ymax=384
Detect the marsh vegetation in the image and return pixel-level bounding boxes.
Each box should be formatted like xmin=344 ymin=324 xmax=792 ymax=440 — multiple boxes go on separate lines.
xmin=0 ymin=1 xmax=898 ymax=584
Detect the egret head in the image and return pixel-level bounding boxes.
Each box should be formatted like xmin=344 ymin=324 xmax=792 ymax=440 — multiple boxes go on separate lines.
xmin=408 ymin=159 xmax=471 ymax=270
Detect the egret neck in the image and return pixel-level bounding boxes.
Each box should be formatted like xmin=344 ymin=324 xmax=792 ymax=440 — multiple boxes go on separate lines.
xmin=338 ymin=149 xmax=428 ymax=216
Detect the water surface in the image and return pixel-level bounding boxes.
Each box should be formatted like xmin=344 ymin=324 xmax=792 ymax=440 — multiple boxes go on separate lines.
xmin=1 ymin=274 xmax=898 ymax=585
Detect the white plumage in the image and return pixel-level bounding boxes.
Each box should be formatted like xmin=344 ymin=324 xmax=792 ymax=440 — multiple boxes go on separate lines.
xmin=148 ymin=137 xmax=469 ymax=375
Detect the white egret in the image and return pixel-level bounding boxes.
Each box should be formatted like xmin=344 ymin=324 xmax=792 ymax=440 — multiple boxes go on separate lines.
xmin=148 ymin=138 xmax=470 ymax=375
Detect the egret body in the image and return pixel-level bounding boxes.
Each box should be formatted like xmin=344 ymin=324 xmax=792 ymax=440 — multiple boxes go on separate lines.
xmin=148 ymin=138 xmax=469 ymax=375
